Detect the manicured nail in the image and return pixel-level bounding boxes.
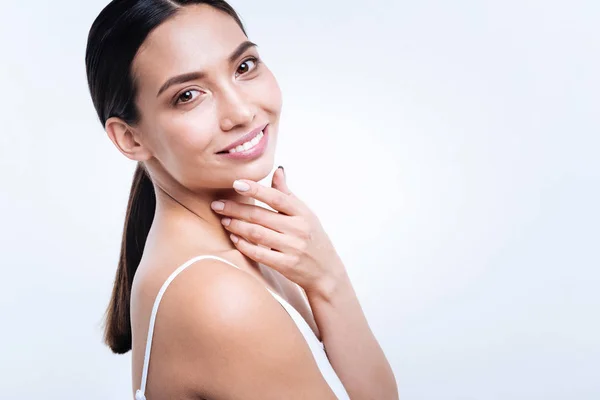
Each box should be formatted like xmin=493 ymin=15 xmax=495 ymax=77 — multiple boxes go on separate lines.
xmin=230 ymin=233 xmax=239 ymax=243
xmin=233 ymin=180 xmax=250 ymax=191
xmin=278 ymin=165 xmax=285 ymax=177
xmin=211 ymin=201 xmax=225 ymax=211
xmin=221 ymin=217 xmax=231 ymax=226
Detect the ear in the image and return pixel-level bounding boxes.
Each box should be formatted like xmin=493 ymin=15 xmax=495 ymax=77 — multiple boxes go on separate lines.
xmin=105 ymin=117 xmax=151 ymax=161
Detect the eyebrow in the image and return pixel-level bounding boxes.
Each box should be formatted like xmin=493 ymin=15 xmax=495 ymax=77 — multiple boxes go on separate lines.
xmin=156 ymin=40 xmax=258 ymax=97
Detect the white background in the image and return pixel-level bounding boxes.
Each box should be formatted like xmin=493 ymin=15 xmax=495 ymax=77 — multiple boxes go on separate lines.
xmin=0 ymin=0 xmax=598 ymax=398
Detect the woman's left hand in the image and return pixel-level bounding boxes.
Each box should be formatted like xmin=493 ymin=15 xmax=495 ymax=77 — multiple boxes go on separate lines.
xmin=210 ymin=167 xmax=346 ymax=297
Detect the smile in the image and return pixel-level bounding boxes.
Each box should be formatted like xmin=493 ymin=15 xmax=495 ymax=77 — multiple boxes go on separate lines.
xmin=225 ymin=129 xmax=264 ymax=153
xmin=216 ymin=125 xmax=270 ymax=160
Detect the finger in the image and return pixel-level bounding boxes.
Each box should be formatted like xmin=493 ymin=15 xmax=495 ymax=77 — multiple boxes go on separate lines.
xmin=232 ymin=179 xmax=303 ymax=216
xmin=229 ymin=234 xmax=299 ymax=273
xmin=271 ymin=166 xmax=292 ymax=195
xmin=211 ymin=200 xmax=297 ymax=233
xmin=221 ymin=217 xmax=302 ymax=253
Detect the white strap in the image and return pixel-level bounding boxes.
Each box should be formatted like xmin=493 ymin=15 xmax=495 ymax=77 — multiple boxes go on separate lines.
xmin=136 ymin=255 xmax=242 ymax=399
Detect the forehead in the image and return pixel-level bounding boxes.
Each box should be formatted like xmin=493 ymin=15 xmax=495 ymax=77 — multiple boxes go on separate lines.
xmin=132 ymin=4 xmax=246 ymax=91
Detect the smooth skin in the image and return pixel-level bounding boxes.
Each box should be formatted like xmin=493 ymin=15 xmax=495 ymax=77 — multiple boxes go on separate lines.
xmin=216 ymin=170 xmax=399 ymax=400
xmin=140 ymin=254 xmax=339 ymax=399
xmin=104 ymin=4 xmax=397 ymax=399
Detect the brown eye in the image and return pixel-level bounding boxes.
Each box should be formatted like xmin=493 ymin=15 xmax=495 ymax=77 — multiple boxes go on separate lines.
xmin=236 ymin=57 xmax=259 ymax=77
xmin=175 ymin=89 xmax=200 ymax=105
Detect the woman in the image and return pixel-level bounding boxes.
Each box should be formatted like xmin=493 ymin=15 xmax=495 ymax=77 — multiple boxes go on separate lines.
xmin=85 ymin=1 xmax=398 ymax=398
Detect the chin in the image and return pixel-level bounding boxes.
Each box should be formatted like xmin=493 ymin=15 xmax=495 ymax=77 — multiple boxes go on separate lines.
xmin=236 ymin=152 xmax=276 ymax=182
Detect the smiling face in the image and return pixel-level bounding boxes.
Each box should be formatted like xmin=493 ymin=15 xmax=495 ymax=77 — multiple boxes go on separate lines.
xmin=127 ymin=4 xmax=282 ymax=191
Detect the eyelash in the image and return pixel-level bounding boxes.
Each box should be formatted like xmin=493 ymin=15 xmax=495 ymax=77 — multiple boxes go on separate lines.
xmin=173 ymin=56 xmax=262 ymax=106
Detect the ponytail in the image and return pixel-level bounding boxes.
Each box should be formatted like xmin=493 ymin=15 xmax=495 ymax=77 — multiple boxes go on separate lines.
xmin=104 ymin=162 xmax=156 ymax=354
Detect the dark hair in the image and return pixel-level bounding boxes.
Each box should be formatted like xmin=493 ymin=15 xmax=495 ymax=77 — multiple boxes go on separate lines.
xmin=85 ymin=0 xmax=247 ymax=354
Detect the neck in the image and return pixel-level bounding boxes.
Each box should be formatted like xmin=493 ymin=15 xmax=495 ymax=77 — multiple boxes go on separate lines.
xmin=151 ymin=181 xmax=254 ymax=253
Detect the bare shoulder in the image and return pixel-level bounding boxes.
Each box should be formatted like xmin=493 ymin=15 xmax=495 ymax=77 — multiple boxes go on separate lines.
xmin=152 ymin=257 xmax=337 ymax=399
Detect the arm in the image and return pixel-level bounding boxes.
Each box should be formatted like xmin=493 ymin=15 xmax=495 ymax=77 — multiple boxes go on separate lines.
xmin=208 ymin=172 xmax=399 ymax=398
xmin=306 ymin=266 xmax=399 ymax=400
xmin=158 ymin=260 xmax=339 ymax=399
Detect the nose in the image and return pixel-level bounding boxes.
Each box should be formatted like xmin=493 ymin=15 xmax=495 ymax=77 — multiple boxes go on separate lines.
xmin=218 ymin=85 xmax=255 ymax=132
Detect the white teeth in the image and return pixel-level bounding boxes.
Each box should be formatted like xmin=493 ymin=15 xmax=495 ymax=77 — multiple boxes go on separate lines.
xmin=228 ymin=130 xmax=264 ymax=153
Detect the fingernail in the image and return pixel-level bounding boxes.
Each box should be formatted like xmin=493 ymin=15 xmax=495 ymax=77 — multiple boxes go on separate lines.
xmin=230 ymin=233 xmax=239 ymax=243
xmin=221 ymin=217 xmax=231 ymax=226
xmin=211 ymin=201 xmax=225 ymax=211
xmin=233 ymin=180 xmax=250 ymax=191
xmin=278 ymin=165 xmax=285 ymax=177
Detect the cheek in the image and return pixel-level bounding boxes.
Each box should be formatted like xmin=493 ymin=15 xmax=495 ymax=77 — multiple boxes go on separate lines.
xmin=156 ymin=112 xmax=215 ymax=163
xmin=257 ymin=70 xmax=283 ymax=113
xmin=269 ymin=80 xmax=283 ymax=112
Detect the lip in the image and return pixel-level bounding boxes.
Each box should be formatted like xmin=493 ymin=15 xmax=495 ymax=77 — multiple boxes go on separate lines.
xmin=217 ymin=125 xmax=270 ymax=160
xmin=217 ymin=123 xmax=269 ymax=153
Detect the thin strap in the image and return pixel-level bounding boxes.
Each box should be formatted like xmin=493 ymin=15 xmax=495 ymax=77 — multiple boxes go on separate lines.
xmin=135 ymin=255 xmax=243 ymax=400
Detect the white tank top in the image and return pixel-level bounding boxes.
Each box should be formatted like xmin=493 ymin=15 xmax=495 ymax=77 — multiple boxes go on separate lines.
xmin=135 ymin=255 xmax=350 ymax=400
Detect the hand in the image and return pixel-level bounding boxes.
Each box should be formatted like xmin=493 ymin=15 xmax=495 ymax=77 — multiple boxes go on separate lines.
xmin=210 ymin=167 xmax=346 ymax=297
